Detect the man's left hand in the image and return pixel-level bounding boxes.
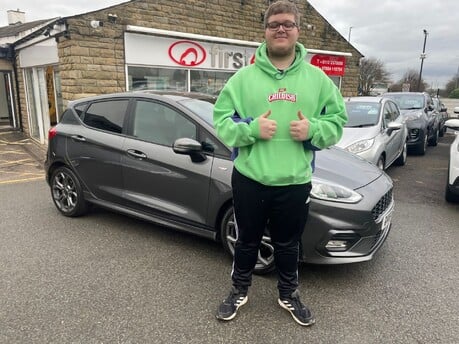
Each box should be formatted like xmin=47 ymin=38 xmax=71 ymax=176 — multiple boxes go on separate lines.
xmin=290 ymin=111 xmax=309 ymax=141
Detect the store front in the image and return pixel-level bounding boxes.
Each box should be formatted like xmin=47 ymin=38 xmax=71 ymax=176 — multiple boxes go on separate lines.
xmin=0 ymin=70 xmax=16 ymax=129
xmin=124 ymin=27 xmax=351 ymax=95
xmin=18 ymin=38 xmax=63 ymax=144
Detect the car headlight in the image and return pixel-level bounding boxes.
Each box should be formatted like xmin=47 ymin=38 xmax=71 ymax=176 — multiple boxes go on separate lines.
xmin=310 ymin=178 xmax=363 ymax=203
xmin=345 ymin=138 xmax=375 ymax=154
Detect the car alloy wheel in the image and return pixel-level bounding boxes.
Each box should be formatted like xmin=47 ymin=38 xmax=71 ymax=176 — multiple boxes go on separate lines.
xmin=50 ymin=166 xmax=88 ymax=217
xmin=220 ymin=206 xmax=275 ymax=275
xmin=394 ymin=142 xmax=407 ymax=166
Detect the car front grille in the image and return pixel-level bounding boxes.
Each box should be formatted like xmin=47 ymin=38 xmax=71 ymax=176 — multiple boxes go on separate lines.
xmin=371 ymin=188 xmax=393 ymax=221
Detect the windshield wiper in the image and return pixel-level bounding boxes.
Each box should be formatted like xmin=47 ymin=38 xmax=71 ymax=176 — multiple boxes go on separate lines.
xmin=402 ymin=107 xmax=421 ymax=110
xmin=345 ymin=123 xmax=375 ymax=128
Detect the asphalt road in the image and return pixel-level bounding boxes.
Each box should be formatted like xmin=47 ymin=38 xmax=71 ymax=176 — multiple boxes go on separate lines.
xmin=0 ymin=133 xmax=458 ymax=344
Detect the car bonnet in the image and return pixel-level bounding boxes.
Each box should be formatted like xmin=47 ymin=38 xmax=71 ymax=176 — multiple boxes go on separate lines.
xmin=314 ymin=147 xmax=383 ymax=190
xmin=335 ymin=127 xmax=379 ymax=149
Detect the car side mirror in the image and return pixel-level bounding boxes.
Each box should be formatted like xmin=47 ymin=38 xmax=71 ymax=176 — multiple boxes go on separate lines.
xmin=173 ymin=138 xmax=207 ymax=163
xmin=386 ymin=122 xmax=402 ymax=135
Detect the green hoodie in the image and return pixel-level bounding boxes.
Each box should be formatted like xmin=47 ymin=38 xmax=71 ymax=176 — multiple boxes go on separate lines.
xmin=213 ymin=42 xmax=347 ymax=186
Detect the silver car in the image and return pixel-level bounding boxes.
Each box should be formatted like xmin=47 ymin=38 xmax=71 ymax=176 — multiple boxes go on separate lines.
xmin=336 ymin=97 xmax=408 ymax=170
xmin=44 ymin=92 xmax=394 ymax=274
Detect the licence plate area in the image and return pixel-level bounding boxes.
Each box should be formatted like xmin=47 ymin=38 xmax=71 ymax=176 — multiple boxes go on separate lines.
xmin=377 ymin=201 xmax=394 ymax=234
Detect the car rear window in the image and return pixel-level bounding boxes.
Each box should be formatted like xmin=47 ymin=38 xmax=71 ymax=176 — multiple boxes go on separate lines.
xmin=83 ymin=100 xmax=129 ymax=133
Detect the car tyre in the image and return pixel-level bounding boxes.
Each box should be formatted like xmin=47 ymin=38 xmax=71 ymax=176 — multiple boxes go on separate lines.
xmin=50 ymin=166 xmax=88 ymax=217
xmin=414 ymin=134 xmax=427 ymax=155
xmin=394 ymin=142 xmax=407 ymax=166
xmin=439 ymin=125 xmax=445 ymax=137
xmin=428 ymin=127 xmax=439 ymax=146
xmin=376 ymin=156 xmax=385 ymax=170
xmin=219 ymin=206 xmax=275 ymax=275
xmin=445 ymin=163 xmax=459 ymax=203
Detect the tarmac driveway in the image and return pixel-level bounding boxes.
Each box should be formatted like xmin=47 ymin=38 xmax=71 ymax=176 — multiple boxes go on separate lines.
xmin=0 ymin=131 xmax=46 ymax=185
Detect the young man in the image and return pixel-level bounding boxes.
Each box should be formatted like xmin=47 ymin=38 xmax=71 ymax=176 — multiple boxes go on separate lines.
xmin=213 ymin=0 xmax=347 ymax=326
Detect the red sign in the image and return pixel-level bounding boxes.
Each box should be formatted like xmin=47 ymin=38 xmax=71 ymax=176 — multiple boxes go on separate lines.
xmin=168 ymin=40 xmax=207 ymax=67
xmin=310 ymin=55 xmax=346 ymax=76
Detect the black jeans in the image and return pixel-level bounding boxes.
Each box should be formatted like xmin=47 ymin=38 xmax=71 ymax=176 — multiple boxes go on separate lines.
xmin=231 ymin=168 xmax=311 ymax=298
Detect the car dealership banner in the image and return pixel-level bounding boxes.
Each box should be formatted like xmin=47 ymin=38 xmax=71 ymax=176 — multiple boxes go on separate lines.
xmin=125 ymin=32 xmax=346 ymax=76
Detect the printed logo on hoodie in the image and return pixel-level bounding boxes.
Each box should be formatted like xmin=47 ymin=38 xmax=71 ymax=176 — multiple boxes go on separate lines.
xmin=268 ymin=88 xmax=297 ymax=103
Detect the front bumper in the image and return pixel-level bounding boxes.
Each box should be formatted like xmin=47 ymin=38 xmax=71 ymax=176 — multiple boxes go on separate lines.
xmin=301 ymin=173 xmax=394 ymax=264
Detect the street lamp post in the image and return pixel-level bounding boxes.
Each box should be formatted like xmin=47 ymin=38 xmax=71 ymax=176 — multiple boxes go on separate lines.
xmin=456 ymin=63 xmax=459 ymax=89
xmin=417 ymin=29 xmax=428 ymax=92
xmin=348 ymin=26 xmax=353 ymax=43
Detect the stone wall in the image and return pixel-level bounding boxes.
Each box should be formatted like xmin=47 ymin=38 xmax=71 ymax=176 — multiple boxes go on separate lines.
xmin=57 ymin=0 xmax=362 ymax=103
xmin=15 ymin=55 xmax=28 ymax=134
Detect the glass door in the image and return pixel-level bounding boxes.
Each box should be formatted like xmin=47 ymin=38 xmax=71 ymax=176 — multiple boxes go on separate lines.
xmin=24 ymin=66 xmax=60 ymax=144
xmin=0 ymin=71 xmax=16 ymax=128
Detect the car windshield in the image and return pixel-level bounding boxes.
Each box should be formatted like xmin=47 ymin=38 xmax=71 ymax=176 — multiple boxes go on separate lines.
xmin=384 ymin=94 xmax=424 ymax=110
xmin=344 ymin=102 xmax=380 ymax=127
xmin=177 ymin=98 xmax=215 ymax=125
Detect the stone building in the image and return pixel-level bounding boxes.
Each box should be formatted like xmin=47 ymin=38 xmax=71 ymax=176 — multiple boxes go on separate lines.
xmin=0 ymin=0 xmax=363 ymax=145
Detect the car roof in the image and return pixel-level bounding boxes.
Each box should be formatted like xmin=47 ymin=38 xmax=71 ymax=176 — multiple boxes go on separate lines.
xmin=68 ymin=91 xmax=217 ymax=107
xmin=345 ymin=96 xmax=384 ymax=103
xmin=383 ymin=92 xmax=427 ymax=96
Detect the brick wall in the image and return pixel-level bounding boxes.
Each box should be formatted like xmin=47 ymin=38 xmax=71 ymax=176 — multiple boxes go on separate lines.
xmin=57 ymin=0 xmax=362 ymax=103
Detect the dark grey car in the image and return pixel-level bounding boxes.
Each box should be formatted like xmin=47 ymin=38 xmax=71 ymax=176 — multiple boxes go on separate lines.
xmin=45 ymin=92 xmax=394 ymax=274
xmin=383 ymin=92 xmax=441 ymax=154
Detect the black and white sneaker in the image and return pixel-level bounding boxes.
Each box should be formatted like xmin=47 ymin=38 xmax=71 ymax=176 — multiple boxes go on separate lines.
xmin=216 ymin=286 xmax=248 ymax=321
xmin=278 ymin=290 xmax=315 ymax=326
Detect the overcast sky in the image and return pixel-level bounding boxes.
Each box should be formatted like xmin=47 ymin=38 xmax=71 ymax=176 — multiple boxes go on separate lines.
xmin=2 ymin=0 xmax=458 ymax=89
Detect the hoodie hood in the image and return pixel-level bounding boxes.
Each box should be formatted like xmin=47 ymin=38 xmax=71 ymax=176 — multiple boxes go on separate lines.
xmin=255 ymin=42 xmax=307 ymax=79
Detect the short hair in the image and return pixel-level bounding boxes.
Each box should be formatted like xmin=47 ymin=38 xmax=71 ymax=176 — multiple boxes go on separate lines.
xmin=264 ymin=0 xmax=301 ymax=27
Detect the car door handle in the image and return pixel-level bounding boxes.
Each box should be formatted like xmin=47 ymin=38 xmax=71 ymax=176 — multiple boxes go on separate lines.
xmin=70 ymin=135 xmax=86 ymax=142
xmin=127 ymin=149 xmax=147 ymax=159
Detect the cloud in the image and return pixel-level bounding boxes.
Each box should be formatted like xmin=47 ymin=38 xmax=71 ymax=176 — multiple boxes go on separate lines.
xmin=308 ymin=0 xmax=459 ymax=88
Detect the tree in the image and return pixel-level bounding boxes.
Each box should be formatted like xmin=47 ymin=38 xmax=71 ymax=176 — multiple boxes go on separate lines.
xmin=390 ymin=69 xmax=427 ymax=92
xmin=449 ymin=88 xmax=459 ymax=99
xmin=444 ymin=75 xmax=459 ymax=97
xmin=359 ymin=58 xmax=391 ymax=95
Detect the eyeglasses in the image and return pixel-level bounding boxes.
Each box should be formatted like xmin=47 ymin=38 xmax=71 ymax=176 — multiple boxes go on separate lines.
xmin=265 ymin=21 xmax=298 ymax=31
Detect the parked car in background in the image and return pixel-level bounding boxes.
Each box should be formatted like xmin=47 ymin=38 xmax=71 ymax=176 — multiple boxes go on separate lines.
xmin=44 ymin=91 xmax=394 ymax=274
xmin=432 ymin=97 xmax=448 ymax=137
xmin=336 ymin=97 xmax=407 ymax=170
xmin=383 ymin=92 xmax=441 ymax=154
xmin=445 ymin=117 xmax=459 ymax=202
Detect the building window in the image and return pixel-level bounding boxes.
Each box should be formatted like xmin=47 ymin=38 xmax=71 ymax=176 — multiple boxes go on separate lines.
xmin=127 ymin=66 xmax=235 ymax=95
xmin=127 ymin=66 xmax=187 ymax=91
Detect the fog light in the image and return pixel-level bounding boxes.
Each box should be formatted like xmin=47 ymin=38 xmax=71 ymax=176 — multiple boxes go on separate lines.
xmin=325 ymin=240 xmax=348 ymax=251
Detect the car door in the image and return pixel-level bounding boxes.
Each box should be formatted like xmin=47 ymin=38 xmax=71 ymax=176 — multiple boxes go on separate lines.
xmin=382 ymin=101 xmax=401 ymax=164
xmin=66 ymin=98 xmax=129 ymax=203
xmin=121 ymin=98 xmax=212 ymax=226
xmin=387 ymin=101 xmax=405 ymax=162
xmin=424 ymin=94 xmax=437 ymax=135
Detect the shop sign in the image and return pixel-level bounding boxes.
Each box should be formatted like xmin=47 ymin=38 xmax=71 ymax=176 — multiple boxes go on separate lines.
xmin=310 ymin=54 xmax=346 ymax=76
xmin=168 ymin=40 xmax=207 ymax=67
xmin=125 ymin=33 xmax=347 ymax=76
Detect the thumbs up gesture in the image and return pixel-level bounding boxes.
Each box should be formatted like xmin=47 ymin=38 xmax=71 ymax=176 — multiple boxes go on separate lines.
xmin=290 ymin=111 xmax=309 ymax=141
xmin=259 ymin=110 xmax=277 ymax=140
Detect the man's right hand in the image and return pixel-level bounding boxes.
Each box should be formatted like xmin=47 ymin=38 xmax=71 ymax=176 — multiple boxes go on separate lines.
xmin=259 ymin=110 xmax=277 ymax=140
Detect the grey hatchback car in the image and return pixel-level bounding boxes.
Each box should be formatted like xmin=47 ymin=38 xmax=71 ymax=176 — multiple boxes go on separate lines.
xmin=45 ymin=92 xmax=394 ymax=274
xmin=336 ymin=97 xmax=407 ymax=170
